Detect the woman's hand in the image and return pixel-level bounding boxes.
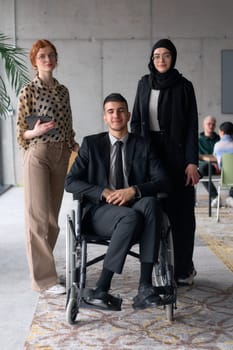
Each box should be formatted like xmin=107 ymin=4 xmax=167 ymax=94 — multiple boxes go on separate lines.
xmin=73 ymin=143 xmax=79 ymax=152
xmin=23 ymin=119 xmax=56 ymax=139
xmin=185 ymin=164 xmax=200 ymax=186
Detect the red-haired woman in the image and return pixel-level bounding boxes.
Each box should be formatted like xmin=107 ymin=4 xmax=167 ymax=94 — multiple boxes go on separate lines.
xmin=17 ymin=39 xmax=78 ymax=294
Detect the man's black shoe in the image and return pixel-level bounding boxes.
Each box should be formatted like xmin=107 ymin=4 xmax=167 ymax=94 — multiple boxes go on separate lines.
xmin=132 ymin=284 xmax=162 ymax=310
xmin=84 ymin=288 xmax=122 ymax=311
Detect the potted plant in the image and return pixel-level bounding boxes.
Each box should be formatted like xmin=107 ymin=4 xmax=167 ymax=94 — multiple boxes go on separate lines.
xmin=0 ymin=33 xmax=30 ymax=192
xmin=0 ymin=33 xmax=30 ymax=119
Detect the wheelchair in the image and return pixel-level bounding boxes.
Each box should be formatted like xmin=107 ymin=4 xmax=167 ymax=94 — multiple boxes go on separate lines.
xmin=65 ymin=194 xmax=177 ymax=325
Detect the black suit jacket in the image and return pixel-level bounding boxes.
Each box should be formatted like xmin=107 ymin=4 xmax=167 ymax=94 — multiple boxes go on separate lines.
xmin=65 ymin=132 xmax=171 ymax=216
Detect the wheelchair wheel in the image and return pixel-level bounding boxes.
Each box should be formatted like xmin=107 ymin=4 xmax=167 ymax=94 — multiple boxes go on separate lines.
xmin=66 ymin=285 xmax=79 ymax=325
xmin=154 ymin=212 xmax=176 ymax=322
xmin=66 ymin=210 xmax=76 ymax=293
xmin=166 ymin=302 xmax=173 ymax=322
xmin=154 ymin=226 xmax=174 ymax=285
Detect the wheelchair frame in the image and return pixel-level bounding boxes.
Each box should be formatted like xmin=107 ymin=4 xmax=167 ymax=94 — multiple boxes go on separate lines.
xmin=65 ymin=196 xmax=177 ymax=324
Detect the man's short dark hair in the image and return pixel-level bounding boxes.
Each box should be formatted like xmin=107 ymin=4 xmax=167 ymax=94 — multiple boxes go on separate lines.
xmin=103 ymin=93 xmax=128 ymax=110
xmin=219 ymin=121 xmax=233 ymax=135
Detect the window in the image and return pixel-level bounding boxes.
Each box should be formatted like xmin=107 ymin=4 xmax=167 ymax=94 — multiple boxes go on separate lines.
xmin=222 ymin=50 xmax=233 ymax=114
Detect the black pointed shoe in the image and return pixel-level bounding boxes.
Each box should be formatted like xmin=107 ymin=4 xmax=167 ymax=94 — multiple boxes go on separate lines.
xmin=132 ymin=284 xmax=162 ymax=310
xmin=84 ymin=288 xmax=122 ymax=311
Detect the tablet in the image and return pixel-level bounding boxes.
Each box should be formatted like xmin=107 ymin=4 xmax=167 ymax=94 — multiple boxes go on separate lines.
xmin=25 ymin=115 xmax=59 ymax=135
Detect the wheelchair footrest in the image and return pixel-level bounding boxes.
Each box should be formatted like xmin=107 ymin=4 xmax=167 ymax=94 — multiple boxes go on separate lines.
xmin=161 ymin=294 xmax=176 ymax=305
xmin=154 ymin=286 xmax=174 ymax=295
xmin=81 ymin=288 xmax=122 ymax=311
xmin=154 ymin=285 xmax=174 ymax=295
xmin=154 ymin=285 xmax=176 ymax=304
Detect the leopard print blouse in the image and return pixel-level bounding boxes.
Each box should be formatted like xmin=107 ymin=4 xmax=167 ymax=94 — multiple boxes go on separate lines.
xmin=17 ymin=76 xmax=76 ymax=150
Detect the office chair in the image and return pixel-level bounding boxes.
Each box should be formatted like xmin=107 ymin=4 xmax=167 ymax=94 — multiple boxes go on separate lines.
xmin=216 ymin=153 xmax=233 ymax=222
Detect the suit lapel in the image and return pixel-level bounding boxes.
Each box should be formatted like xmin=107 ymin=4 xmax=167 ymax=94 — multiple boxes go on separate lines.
xmin=125 ymin=133 xmax=136 ymax=178
xmin=98 ymin=133 xmax=110 ymax=180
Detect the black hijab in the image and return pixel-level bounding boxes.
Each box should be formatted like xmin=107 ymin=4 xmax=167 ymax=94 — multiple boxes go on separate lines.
xmin=148 ymin=38 xmax=182 ymax=90
xmin=147 ymin=39 xmax=187 ymax=145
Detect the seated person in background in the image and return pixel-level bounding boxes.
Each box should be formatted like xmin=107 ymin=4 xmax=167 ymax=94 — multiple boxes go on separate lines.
xmin=199 ymin=115 xmax=220 ymax=208
xmin=213 ymin=121 xmax=233 ymax=207
xmin=65 ymin=93 xmax=171 ymax=310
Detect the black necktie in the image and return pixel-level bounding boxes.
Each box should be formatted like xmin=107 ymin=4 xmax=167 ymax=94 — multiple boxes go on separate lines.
xmin=115 ymin=141 xmax=124 ymax=189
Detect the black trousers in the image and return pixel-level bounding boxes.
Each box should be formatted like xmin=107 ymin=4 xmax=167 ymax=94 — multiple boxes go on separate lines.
xmin=164 ymin=185 xmax=195 ymax=278
xmin=149 ymin=132 xmax=196 ymax=279
xmin=198 ymin=161 xmax=218 ymax=198
xmin=90 ymin=197 xmax=162 ymax=274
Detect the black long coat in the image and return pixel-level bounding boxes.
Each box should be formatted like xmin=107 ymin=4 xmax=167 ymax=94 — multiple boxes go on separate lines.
xmin=131 ymin=75 xmax=198 ymax=188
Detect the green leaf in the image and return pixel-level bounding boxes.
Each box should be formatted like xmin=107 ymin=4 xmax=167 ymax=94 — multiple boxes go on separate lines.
xmin=0 ymin=76 xmax=11 ymax=118
xmin=0 ymin=32 xmax=30 ymax=118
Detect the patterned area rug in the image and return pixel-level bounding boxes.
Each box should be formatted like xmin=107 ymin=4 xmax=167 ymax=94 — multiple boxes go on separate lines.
xmin=24 ymin=253 xmax=233 ymax=349
xmin=24 ymin=193 xmax=233 ymax=350
xmin=200 ymin=235 xmax=233 ymax=273
xmin=195 ymin=195 xmax=233 ymax=273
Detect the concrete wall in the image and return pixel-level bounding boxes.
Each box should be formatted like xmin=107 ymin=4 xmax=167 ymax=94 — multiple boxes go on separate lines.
xmin=1 ymin=0 xmax=233 ymax=185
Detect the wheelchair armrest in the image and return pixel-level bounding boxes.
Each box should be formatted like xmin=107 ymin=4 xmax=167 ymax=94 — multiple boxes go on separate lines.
xmin=156 ymin=192 xmax=168 ymax=199
xmin=73 ymin=193 xmax=84 ymax=202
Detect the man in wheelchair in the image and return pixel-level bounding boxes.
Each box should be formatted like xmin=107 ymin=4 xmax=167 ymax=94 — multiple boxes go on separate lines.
xmin=65 ymin=93 xmax=171 ymax=310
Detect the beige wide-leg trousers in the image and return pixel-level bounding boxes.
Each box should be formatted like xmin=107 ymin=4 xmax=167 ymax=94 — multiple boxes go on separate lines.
xmin=23 ymin=142 xmax=70 ymax=291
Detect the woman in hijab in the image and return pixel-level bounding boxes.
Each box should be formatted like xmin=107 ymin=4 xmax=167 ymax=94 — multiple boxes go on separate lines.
xmin=131 ymin=38 xmax=200 ymax=285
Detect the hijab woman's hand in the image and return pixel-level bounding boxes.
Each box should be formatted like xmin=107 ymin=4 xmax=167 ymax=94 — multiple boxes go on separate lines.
xmin=185 ymin=164 xmax=200 ymax=186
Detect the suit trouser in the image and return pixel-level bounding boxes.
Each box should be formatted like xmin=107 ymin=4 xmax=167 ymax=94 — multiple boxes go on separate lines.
xmin=90 ymin=197 xmax=162 ymax=274
xmin=23 ymin=142 xmax=70 ymax=291
xmin=164 ymin=185 xmax=195 ymax=278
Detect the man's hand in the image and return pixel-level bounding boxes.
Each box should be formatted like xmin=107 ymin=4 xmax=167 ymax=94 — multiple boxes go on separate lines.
xmin=185 ymin=164 xmax=200 ymax=186
xmin=103 ymin=187 xmax=136 ymax=206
